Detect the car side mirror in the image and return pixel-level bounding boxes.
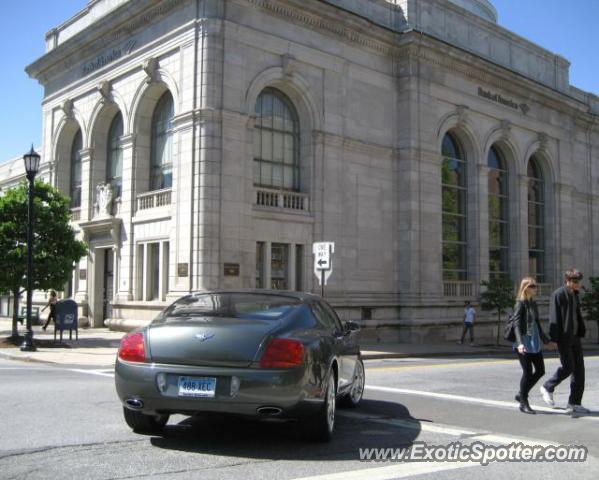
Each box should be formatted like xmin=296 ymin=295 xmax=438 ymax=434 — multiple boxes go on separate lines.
xmin=344 ymin=321 xmax=360 ymax=333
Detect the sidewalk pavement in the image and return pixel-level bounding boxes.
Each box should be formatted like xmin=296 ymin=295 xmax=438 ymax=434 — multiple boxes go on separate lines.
xmin=2 ymin=317 xmax=599 ymax=368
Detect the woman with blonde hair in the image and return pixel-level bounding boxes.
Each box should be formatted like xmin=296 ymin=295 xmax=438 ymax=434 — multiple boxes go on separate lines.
xmin=513 ymin=277 xmax=556 ymax=414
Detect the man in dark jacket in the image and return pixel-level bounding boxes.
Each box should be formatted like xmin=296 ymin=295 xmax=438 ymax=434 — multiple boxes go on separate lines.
xmin=540 ymin=269 xmax=589 ymax=415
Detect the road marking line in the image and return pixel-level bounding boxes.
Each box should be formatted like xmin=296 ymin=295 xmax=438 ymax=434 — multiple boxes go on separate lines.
xmin=291 ymin=461 xmax=479 ymax=480
xmin=365 ymin=385 xmax=599 ymax=420
xmin=339 ymin=410 xmax=572 ymax=449
xmin=366 ymin=358 xmax=560 ymax=372
xmin=69 ymin=369 xmax=114 ymax=378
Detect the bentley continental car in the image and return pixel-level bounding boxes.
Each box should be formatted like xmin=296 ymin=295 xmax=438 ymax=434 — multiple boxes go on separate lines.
xmin=115 ymin=291 xmax=365 ymax=441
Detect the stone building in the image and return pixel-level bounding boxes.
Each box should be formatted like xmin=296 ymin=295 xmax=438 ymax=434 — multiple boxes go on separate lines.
xmin=2 ymin=0 xmax=598 ymax=341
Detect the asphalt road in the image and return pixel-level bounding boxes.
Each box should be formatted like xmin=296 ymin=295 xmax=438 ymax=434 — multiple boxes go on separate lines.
xmin=1 ymin=354 xmax=598 ymax=480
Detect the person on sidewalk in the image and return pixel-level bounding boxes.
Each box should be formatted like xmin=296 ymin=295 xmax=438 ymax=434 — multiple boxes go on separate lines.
xmin=512 ymin=277 xmax=557 ymax=414
xmin=41 ymin=290 xmax=58 ymax=331
xmin=458 ymin=301 xmax=475 ymax=346
xmin=540 ymin=268 xmax=590 ymax=415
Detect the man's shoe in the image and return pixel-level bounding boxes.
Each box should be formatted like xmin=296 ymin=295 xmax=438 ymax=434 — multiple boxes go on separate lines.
xmin=566 ymin=404 xmax=590 ymax=415
xmin=519 ymin=401 xmax=536 ymax=414
xmin=540 ymin=386 xmax=554 ymax=407
xmin=515 ymin=394 xmax=521 ymax=403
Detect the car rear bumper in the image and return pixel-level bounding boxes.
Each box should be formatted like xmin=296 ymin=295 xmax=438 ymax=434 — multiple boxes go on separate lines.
xmin=115 ymin=359 xmax=324 ymax=419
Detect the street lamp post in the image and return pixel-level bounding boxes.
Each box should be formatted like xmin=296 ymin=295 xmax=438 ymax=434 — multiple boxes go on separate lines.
xmin=20 ymin=146 xmax=41 ymax=352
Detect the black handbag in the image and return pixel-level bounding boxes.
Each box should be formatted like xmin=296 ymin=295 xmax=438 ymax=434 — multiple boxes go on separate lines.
xmin=503 ymin=313 xmax=517 ymax=342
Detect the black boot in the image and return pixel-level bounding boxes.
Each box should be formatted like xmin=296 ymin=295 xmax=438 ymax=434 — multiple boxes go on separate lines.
xmin=519 ymin=399 xmax=536 ymax=414
xmin=515 ymin=394 xmax=521 ymax=403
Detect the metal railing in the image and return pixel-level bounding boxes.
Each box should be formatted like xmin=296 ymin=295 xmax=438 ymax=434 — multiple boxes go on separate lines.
xmin=70 ymin=208 xmax=81 ymax=221
xmin=137 ymin=189 xmax=172 ymax=211
xmin=255 ymin=187 xmax=310 ymax=212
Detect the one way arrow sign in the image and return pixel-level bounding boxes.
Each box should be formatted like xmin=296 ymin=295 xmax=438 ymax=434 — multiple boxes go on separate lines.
xmin=313 ymin=242 xmax=335 ymax=290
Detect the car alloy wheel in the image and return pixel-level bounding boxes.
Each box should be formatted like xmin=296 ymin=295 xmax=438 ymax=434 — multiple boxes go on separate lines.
xmin=349 ymin=360 xmax=365 ymax=404
xmin=325 ymin=373 xmax=336 ymax=433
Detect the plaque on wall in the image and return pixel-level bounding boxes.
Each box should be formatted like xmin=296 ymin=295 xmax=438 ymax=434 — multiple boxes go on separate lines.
xmin=177 ymin=263 xmax=189 ymax=277
xmin=79 ymin=269 xmax=87 ymax=280
xmin=224 ymin=263 xmax=240 ymax=277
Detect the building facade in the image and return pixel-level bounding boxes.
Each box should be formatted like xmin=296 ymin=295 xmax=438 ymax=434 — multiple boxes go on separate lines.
xmin=3 ymin=0 xmax=598 ymax=341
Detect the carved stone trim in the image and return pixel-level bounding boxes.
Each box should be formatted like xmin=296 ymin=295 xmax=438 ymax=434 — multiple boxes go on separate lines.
xmin=281 ymin=53 xmax=297 ymax=78
xmin=143 ymin=57 xmax=159 ymax=84
xmin=537 ymin=132 xmax=549 ymax=152
xmin=500 ymin=119 xmax=512 ymax=139
xmin=61 ymin=99 xmax=74 ymax=118
xmin=98 ymin=80 xmax=112 ymax=104
xmin=456 ymin=105 xmax=470 ymax=128
xmin=245 ymin=0 xmax=394 ymax=55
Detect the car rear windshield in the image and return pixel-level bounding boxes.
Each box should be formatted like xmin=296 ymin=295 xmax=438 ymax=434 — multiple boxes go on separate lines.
xmin=157 ymin=293 xmax=302 ymax=321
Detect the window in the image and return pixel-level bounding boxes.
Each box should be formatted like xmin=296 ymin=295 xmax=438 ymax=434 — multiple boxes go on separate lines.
xmin=488 ymin=146 xmax=509 ymax=278
xmin=150 ymin=243 xmax=160 ymax=300
xmin=150 ymin=91 xmax=174 ymax=190
xmin=107 ymin=112 xmax=123 ymax=199
xmin=256 ymin=242 xmax=265 ymax=289
xmin=528 ymin=156 xmax=545 ymax=282
xmin=271 ymin=243 xmax=288 ymax=290
xmin=442 ymin=133 xmax=467 ymax=280
xmin=70 ymin=130 xmax=83 ymax=208
xmin=253 ymin=89 xmax=299 ymax=190
xmin=137 ymin=241 xmax=170 ymax=301
xmin=295 ymin=244 xmax=303 ymax=292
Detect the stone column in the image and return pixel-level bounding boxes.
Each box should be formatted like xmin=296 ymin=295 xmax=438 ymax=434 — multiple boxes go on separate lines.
xmin=516 ymin=174 xmax=530 ymax=280
xmin=115 ymin=134 xmax=135 ymax=302
xmin=79 ymin=148 xmax=93 ymax=221
xmin=191 ymin=12 xmax=225 ymax=291
xmin=477 ymin=163 xmax=490 ymax=283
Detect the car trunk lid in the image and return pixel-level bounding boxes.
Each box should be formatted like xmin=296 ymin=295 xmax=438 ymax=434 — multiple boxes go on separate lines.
xmin=147 ymin=317 xmax=279 ymax=367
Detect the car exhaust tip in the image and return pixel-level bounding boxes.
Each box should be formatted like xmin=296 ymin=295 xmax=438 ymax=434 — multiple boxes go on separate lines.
xmin=256 ymin=406 xmax=282 ymax=416
xmin=125 ymin=398 xmax=144 ymax=410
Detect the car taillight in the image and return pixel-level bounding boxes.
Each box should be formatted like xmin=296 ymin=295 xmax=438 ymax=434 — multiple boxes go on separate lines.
xmin=260 ymin=338 xmax=304 ymax=368
xmin=118 ymin=332 xmax=146 ymax=363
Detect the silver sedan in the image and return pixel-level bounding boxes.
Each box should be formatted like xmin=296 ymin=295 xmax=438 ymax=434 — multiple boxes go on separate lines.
xmin=115 ymin=290 xmax=365 ymax=441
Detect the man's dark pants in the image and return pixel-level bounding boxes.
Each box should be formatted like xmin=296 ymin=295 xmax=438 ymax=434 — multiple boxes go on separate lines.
xmin=543 ymin=336 xmax=585 ymax=405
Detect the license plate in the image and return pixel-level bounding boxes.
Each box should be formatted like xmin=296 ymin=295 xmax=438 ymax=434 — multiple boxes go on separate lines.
xmin=178 ymin=376 xmax=216 ymax=398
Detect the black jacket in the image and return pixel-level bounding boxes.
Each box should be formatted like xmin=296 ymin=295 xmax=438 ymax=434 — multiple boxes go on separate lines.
xmin=513 ymin=299 xmax=549 ymax=346
xmin=548 ymin=286 xmax=586 ymax=342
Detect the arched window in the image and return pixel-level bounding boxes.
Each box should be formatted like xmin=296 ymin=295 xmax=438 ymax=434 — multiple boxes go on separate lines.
xmin=528 ymin=155 xmax=545 ymax=282
xmin=107 ymin=112 xmax=123 ymax=198
xmin=253 ymin=88 xmax=299 ymax=190
xmin=442 ymin=132 xmax=467 ymax=280
xmin=150 ymin=91 xmax=174 ymax=190
xmin=70 ymin=130 xmax=83 ymax=208
xmin=488 ymin=146 xmax=509 ymax=278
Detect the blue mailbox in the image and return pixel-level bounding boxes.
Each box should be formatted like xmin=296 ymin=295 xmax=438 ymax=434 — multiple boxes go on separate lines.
xmin=55 ymin=299 xmax=79 ymax=342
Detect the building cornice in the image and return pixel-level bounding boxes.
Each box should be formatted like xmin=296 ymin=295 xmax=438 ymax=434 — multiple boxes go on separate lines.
xmin=26 ymin=0 xmax=189 ymax=84
xmin=394 ymin=34 xmax=599 ymax=126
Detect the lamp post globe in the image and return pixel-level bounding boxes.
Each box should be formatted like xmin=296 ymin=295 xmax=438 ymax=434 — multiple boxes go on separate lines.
xmin=20 ymin=146 xmax=40 ymax=352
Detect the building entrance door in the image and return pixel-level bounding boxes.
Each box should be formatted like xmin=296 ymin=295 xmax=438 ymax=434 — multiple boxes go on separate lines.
xmin=103 ymin=250 xmax=114 ymax=323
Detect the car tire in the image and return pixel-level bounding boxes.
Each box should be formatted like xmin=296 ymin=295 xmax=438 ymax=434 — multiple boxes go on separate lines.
xmin=304 ymin=370 xmax=336 ymax=442
xmin=339 ymin=358 xmax=365 ymax=408
xmin=123 ymin=407 xmax=169 ymax=434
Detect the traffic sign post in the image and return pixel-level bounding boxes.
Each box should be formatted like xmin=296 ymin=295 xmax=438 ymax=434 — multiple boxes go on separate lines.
xmin=313 ymin=242 xmax=334 ymax=297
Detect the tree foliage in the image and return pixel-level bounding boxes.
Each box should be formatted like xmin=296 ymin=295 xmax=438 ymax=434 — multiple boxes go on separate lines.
xmin=480 ymin=275 xmax=515 ymax=345
xmin=0 ymin=181 xmax=87 ymax=337
xmin=581 ymin=277 xmax=599 ymax=344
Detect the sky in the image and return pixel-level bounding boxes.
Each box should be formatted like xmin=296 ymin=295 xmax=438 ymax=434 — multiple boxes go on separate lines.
xmin=0 ymin=0 xmax=597 ymax=163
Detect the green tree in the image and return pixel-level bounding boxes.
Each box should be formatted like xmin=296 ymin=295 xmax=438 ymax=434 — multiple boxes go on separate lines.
xmin=480 ymin=275 xmax=515 ymax=345
xmin=581 ymin=277 xmax=599 ymax=344
xmin=0 ymin=181 xmax=87 ymax=339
